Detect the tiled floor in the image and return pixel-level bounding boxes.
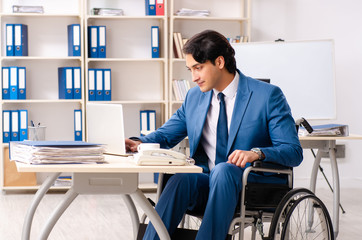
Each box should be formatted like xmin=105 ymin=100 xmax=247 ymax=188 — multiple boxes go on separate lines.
xmin=0 ymin=187 xmax=360 ymax=239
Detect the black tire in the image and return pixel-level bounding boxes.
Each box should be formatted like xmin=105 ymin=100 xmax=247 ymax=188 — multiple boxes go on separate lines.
xmin=281 ymin=194 xmax=334 ymax=240
xmin=268 ymin=188 xmax=314 ymax=239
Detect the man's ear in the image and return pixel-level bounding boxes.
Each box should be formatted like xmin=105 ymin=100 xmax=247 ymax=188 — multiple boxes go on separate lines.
xmin=217 ymin=56 xmax=225 ymax=69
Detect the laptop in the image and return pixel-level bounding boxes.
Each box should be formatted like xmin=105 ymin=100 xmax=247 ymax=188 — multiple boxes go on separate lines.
xmin=86 ymin=103 xmax=126 ymax=156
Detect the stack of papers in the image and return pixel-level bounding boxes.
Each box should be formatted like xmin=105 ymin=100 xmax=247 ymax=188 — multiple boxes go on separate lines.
xmin=9 ymin=141 xmax=106 ymax=164
xmin=298 ymin=124 xmax=349 ymax=137
xmin=91 ymin=8 xmax=124 ymax=16
xmin=175 ymin=8 xmax=210 ymax=17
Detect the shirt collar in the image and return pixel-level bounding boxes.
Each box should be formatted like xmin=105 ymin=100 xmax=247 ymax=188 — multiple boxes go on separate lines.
xmin=213 ymin=71 xmax=239 ymax=100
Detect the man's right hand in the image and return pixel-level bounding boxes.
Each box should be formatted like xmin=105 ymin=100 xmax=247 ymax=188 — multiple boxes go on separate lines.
xmin=125 ymin=138 xmax=141 ymax=152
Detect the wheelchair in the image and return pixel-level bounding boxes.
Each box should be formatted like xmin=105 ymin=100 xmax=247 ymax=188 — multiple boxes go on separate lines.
xmin=139 ymin=160 xmax=334 ymax=240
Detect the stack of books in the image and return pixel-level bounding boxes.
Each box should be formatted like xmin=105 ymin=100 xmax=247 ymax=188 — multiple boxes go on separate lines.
xmin=172 ymin=79 xmax=190 ymax=101
xmin=298 ymin=124 xmax=349 ymax=137
xmin=173 ymin=32 xmax=188 ymax=58
xmin=175 ymin=8 xmax=210 ymax=17
xmin=9 ymin=141 xmax=106 ymax=164
xmin=91 ymin=8 xmax=124 ymax=16
xmin=12 ymin=5 xmax=44 ymax=14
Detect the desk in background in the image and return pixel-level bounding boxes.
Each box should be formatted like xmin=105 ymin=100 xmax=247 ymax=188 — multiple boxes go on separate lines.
xmin=299 ymin=134 xmax=362 ymax=238
xmin=16 ymin=155 xmax=202 ymax=240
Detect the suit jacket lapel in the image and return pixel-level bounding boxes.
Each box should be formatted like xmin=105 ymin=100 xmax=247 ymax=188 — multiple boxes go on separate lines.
xmin=227 ymin=72 xmax=252 ymax=152
xmin=191 ymin=91 xmax=212 ymax=156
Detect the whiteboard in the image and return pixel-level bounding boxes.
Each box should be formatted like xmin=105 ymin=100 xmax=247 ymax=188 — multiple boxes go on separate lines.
xmin=232 ymin=40 xmax=336 ymax=119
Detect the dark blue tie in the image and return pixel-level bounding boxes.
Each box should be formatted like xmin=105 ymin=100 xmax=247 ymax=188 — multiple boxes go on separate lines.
xmin=216 ymin=92 xmax=228 ymax=164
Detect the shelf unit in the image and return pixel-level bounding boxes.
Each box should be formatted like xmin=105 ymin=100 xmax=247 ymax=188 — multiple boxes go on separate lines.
xmin=0 ymin=0 xmax=85 ymax=191
xmin=168 ymin=0 xmax=251 ymax=116
xmin=84 ymin=0 xmax=168 ymax=139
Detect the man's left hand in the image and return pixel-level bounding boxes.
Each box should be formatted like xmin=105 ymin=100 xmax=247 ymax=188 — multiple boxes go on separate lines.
xmin=227 ymin=150 xmax=259 ymax=168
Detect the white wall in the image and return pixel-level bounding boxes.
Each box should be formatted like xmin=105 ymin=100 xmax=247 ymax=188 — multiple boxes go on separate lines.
xmin=251 ymin=0 xmax=362 ymax=188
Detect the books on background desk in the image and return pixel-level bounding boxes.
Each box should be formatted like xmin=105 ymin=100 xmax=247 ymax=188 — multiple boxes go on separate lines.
xmin=298 ymin=124 xmax=349 ymax=137
xmin=9 ymin=141 xmax=106 ymax=164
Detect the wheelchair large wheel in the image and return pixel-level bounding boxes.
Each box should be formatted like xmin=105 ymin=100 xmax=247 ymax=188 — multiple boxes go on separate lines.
xmin=268 ymin=188 xmax=314 ymax=239
xmin=280 ymin=194 xmax=333 ymax=240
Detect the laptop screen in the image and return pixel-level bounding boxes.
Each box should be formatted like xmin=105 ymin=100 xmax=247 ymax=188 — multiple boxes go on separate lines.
xmin=86 ymin=103 xmax=126 ymax=155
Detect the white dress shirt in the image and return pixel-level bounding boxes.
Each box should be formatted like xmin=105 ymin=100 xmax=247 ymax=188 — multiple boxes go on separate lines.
xmin=200 ymin=72 xmax=239 ymax=170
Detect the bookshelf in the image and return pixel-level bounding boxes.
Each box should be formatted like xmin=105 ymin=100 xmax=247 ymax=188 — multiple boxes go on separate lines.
xmin=0 ymin=0 xmax=85 ymax=191
xmin=168 ymin=0 xmax=251 ymax=116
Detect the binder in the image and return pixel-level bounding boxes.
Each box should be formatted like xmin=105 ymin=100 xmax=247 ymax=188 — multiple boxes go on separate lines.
xmin=9 ymin=66 xmax=18 ymax=100
xmin=74 ymin=109 xmax=82 ymax=141
xmin=96 ymin=69 xmax=103 ymax=101
xmin=156 ymin=0 xmax=164 ymax=16
xmin=6 ymin=24 xmax=14 ymax=56
xmin=151 ymin=26 xmax=160 ymax=58
xmin=2 ymin=110 xmax=11 ymax=143
xmin=88 ymin=69 xmax=96 ymax=101
xmin=68 ymin=24 xmax=81 ymax=56
xmin=73 ymin=67 xmax=81 ymax=99
xmin=145 ymin=0 xmax=156 ymax=15
xmin=103 ymin=69 xmax=111 ymax=101
xmin=18 ymin=67 xmax=26 ymax=99
xmin=140 ymin=110 xmax=156 ymax=136
xmin=58 ymin=67 xmax=73 ymax=99
xmin=98 ymin=26 xmax=106 ymax=58
xmin=88 ymin=26 xmax=98 ymax=58
xmin=11 ymin=110 xmax=19 ymax=141
xmin=14 ymin=24 xmax=28 ymax=56
xmin=19 ymin=109 xmax=28 ymax=141
xmin=2 ymin=67 xmax=10 ymax=100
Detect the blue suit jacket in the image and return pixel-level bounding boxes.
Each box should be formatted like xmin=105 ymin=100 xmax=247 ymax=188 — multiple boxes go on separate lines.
xmin=140 ymin=70 xmax=303 ymax=173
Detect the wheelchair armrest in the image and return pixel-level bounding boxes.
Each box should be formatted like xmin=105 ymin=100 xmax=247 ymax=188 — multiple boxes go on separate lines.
xmin=252 ymin=160 xmax=291 ymax=171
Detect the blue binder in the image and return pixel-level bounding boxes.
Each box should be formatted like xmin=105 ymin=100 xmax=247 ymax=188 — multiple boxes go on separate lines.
xmin=98 ymin=26 xmax=106 ymax=58
xmin=140 ymin=110 xmax=156 ymax=136
xmin=58 ymin=67 xmax=73 ymax=99
xmin=6 ymin=24 xmax=14 ymax=56
xmin=88 ymin=69 xmax=96 ymax=101
xmin=9 ymin=66 xmax=18 ymax=100
xmin=74 ymin=109 xmax=82 ymax=141
xmin=151 ymin=26 xmax=160 ymax=58
xmin=2 ymin=67 xmax=10 ymax=100
xmin=11 ymin=110 xmax=19 ymax=141
xmin=2 ymin=110 xmax=11 ymax=143
xmin=95 ymin=69 xmax=103 ymax=101
xmin=19 ymin=109 xmax=28 ymax=141
xmin=14 ymin=24 xmax=28 ymax=56
xmin=18 ymin=67 xmax=26 ymax=99
xmin=145 ymin=0 xmax=156 ymax=15
xmin=68 ymin=24 xmax=81 ymax=56
xmin=88 ymin=26 xmax=98 ymax=58
xmin=73 ymin=67 xmax=82 ymax=99
xmin=103 ymin=69 xmax=111 ymax=101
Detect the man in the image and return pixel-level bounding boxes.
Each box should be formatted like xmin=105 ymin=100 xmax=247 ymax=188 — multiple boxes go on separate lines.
xmin=126 ymin=30 xmax=303 ymax=240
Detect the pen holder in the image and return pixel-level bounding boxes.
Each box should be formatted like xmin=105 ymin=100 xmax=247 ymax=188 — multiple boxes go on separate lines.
xmin=28 ymin=126 xmax=46 ymax=141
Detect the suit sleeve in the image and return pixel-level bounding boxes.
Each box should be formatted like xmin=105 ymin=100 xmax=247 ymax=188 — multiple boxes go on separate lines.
xmin=260 ymin=87 xmax=303 ymax=167
xmin=139 ymin=102 xmax=188 ymax=149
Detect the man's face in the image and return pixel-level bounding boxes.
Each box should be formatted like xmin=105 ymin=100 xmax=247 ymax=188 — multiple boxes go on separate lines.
xmin=185 ymin=54 xmax=223 ymax=92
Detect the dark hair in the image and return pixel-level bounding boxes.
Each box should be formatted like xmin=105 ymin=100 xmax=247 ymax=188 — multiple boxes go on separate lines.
xmin=183 ymin=30 xmax=236 ymax=74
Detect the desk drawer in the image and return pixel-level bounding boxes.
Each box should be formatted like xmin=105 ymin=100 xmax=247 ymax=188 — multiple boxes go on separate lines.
xmin=73 ymin=173 xmax=138 ymax=194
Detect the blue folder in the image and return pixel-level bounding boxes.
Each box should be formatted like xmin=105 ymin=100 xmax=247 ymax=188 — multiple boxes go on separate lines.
xmin=151 ymin=26 xmax=160 ymax=58
xmin=2 ymin=110 xmax=11 ymax=143
xmin=2 ymin=67 xmax=10 ymax=100
xmin=73 ymin=67 xmax=82 ymax=99
xmin=74 ymin=109 xmax=82 ymax=141
xmin=103 ymin=69 xmax=111 ymax=101
xmin=14 ymin=24 xmax=28 ymax=56
xmin=88 ymin=69 xmax=96 ymax=101
xmin=11 ymin=110 xmax=19 ymax=141
xmin=18 ymin=67 xmax=26 ymax=99
xmin=98 ymin=26 xmax=106 ymax=58
xmin=88 ymin=26 xmax=98 ymax=58
xmin=19 ymin=109 xmax=28 ymax=141
xmin=58 ymin=67 xmax=73 ymax=99
xmin=9 ymin=66 xmax=18 ymax=100
xmin=68 ymin=24 xmax=81 ymax=56
xmin=145 ymin=0 xmax=156 ymax=15
xmin=6 ymin=24 xmax=14 ymax=56
xmin=95 ymin=69 xmax=103 ymax=101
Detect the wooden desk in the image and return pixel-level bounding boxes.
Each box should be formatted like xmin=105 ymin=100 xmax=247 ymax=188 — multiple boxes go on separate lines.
xmin=16 ymin=155 xmax=202 ymax=240
xmin=299 ymin=134 xmax=362 ymax=238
